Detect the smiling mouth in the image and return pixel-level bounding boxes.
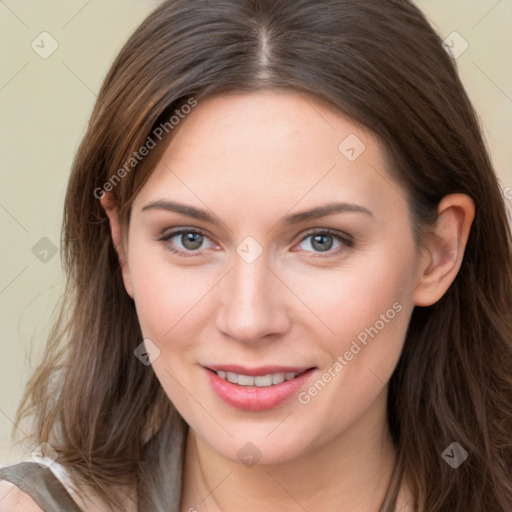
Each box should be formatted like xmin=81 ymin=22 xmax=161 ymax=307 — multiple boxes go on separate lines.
xmin=203 ymin=366 xmax=317 ymax=411
xmin=204 ymin=365 xmax=315 ymax=387
xmin=211 ymin=369 xmax=306 ymax=387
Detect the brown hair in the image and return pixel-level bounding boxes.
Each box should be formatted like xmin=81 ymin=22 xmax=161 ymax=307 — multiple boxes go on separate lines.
xmin=13 ymin=0 xmax=512 ymax=510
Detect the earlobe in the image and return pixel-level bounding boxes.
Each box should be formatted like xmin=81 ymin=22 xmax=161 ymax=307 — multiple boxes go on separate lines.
xmin=100 ymin=192 xmax=134 ymax=298
xmin=414 ymin=194 xmax=475 ymax=307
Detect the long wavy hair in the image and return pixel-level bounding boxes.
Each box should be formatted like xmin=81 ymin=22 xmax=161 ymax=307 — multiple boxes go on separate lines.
xmin=13 ymin=0 xmax=512 ymax=510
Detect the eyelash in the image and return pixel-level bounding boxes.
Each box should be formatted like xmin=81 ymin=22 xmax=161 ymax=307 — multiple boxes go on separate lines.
xmin=157 ymin=228 xmax=354 ymax=259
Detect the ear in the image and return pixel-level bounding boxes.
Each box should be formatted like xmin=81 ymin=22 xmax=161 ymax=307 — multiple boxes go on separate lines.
xmin=414 ymin=193 xmax=475 ymax=307
xmin=100 ymin=192 xmax=134 ymax=298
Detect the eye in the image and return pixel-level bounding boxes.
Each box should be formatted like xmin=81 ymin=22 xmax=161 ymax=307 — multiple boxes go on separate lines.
xmin=294 ymin=229 xmax=353 ymax=256
xmin=158 ymin=229 xmax=216 ymax=257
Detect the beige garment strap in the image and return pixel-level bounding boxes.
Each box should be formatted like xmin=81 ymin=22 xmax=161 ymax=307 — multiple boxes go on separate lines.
xmin=0 ymin=462 xmax=83 ymax=511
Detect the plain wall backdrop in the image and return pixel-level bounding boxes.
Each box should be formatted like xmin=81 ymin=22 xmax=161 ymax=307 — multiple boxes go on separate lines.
xmin=1 ymin=0 xmax=511 ymax=464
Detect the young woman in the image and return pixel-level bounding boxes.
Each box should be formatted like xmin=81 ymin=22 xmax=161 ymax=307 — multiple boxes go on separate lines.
xmin=1 ymin=0 xmax=511 ymax=511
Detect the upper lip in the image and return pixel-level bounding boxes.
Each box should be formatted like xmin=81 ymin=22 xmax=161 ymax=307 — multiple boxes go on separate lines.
xmin=204 ymin=364 xmax=314 ymax=376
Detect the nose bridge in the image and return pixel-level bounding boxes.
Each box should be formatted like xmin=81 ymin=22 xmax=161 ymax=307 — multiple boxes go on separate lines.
xmin=216 ymin=248 xmax=289 ymax=342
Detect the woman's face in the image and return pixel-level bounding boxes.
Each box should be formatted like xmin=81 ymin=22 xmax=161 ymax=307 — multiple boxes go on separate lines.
xmin=120 ymin=89 xmax=425 ymax=464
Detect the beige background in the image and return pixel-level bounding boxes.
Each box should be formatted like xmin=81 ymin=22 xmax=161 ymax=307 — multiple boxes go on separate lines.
xmin=1 ymin=0 xmax=511 ymax=464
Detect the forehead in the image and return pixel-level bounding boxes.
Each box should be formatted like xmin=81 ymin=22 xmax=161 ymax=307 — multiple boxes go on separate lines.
xmin=133 ymin=89 xmax=406 ymax=226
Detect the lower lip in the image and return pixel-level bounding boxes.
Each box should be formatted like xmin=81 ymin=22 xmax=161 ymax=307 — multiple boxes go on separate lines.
xmin=203 ymin=367 xmax=316 ymax=411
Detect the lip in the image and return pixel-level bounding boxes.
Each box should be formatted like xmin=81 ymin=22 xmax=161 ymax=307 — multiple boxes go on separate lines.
xmin=203 ymin=365 xmax=316 ymax=411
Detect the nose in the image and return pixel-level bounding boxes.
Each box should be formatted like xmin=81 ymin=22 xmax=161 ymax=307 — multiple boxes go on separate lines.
xmin=215 ymin=250 xmax=292 ymax=344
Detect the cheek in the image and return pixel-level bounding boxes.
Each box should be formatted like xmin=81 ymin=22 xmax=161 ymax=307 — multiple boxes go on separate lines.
xmin=128 ymin=250 xmax=212 ymax=409
xmin=284 ymin=246 xmax=416 ymax=345
xmin=325 ymin=255 xmax=416 ymax=409
xmin=337 ymin=254 xmax=415 ymax=374
xmin=291 ymin=266 xmax=413 ymax=447
xmin=283 ymin=244 xmax=417 ymax=418
xmin=127 ymin=243 xmax=218 ymax=350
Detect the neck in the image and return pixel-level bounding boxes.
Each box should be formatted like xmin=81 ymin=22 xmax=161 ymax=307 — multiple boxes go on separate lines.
xmin=180 ymin=387 xmax=406 ymax=512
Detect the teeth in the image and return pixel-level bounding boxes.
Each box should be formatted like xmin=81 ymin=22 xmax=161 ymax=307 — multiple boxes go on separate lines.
xmin=255 ymin=375 xmax=273 ymax=387
xmin=239 ymin=374 xmax=257 ymax=386
xmin=272 ymin=373 xmax=285 ymax=385
xmin=226 ymin=372 xmax=238 ymax=384
xmin=215 ymin=371 xmax=299 ymax=387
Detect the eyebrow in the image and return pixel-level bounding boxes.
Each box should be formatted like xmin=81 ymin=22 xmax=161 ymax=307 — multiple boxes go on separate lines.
xmin=140 ymin=199 xmax=373 ymax=226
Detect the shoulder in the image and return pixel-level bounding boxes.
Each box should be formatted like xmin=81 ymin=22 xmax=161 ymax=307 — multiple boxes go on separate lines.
xmin=0 ymin=480 xmax=43 ymax=511
xmin=0 ymin=459 xmax=136 ymax=512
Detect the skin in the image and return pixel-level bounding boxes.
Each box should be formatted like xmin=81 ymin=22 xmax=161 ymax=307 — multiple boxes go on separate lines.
xmin=93 ymin=89 xmax=472 ymax=512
